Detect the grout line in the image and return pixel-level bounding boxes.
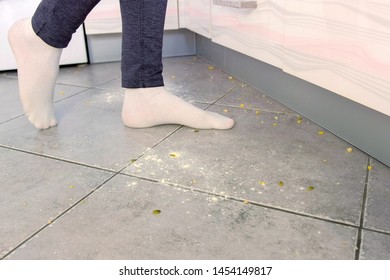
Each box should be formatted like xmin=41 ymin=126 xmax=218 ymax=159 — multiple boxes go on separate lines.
xmin=197 ymin=102 xmax=300 ymax=116
xmin=122 ymin=172 xmax=390 ymax=237
xmin=118 ymin=172 xmax=362 ymax=229
xmin=0 ymin=171 xmax=120 ymax=260
xmin=355 ymin=157 xmax=372 ymax=260
xmin=0 ymin=145 xmax=117 ymax=174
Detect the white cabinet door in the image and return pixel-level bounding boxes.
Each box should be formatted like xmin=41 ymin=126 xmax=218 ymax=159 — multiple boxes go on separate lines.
xmin=211 ymin=0 xmax=285 ymax=69
xmin=84 ymin=0 xmax=178 ymax=35
xmin=0 ymin=0 xmax=87 ymax=71
xmin=283 ymin=0 xmax=390 ymax=116
xmin=179 ymin=0 xmax=211 ymax=38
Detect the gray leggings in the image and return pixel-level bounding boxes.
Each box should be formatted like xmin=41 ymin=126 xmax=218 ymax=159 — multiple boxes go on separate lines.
xmin=32 ymin=0 xmax=168 ymax=88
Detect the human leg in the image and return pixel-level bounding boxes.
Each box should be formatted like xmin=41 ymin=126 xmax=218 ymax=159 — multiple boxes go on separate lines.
xmin=120 ymin=0 xmax=234 ymax=129
xmin=8 ymin=0 xmax=101 ymax=129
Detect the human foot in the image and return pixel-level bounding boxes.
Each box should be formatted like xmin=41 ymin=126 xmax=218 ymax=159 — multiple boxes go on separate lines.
xmin=122 ymin=87 xmax=234 ymax=129
xmin=8 ymin=18 xmax=62 ymax=129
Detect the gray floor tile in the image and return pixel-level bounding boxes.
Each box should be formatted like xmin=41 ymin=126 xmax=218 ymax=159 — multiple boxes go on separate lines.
xmin=364 ymin=160 xmax=390 ymax=233
xmin=6 ymin=175 xmax=357 ymax=260
xmin=0 ymin=76 xmax=23 ymax=123
xmin=0 ymin=88 xmax=180 ymax=171
xmin=0 ymin=75 xmax=89 ymax=124
xmin=216 ymin=84 xmax=296 ymax=114
xmin=360 ymin=230 xmax=390 ymax=259
xmin=0 ymin=147 xmax=113 ymax=259
xmin=123 ymin=106 xmax=368 ymax=225
xmin=162 ymin=57 xmax=239 ymax=103
xmin=57 ymin=62 xmax=121 ymax=88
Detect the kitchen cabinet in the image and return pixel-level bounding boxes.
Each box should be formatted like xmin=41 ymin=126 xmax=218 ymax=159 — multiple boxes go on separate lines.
xmin=211 ymin=0 xmax=285 ymax=69
xmin=283 ymin=0 xmax=390 ymax=116
xmin=84 ymin=0 xmax=179 ymax=35
xmin=207 ymin=0 xmax=390 ymax=116
xmin=178 ymin=0 xmax=211 ymax=38
xmin=0 ymin=0 xmax=88 ymax=71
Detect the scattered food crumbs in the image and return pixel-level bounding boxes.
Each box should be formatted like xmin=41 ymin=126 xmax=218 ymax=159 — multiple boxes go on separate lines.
xmin=297 ymin=116 xmax=302 ymax=124
xmin=243 ymin=200 xmax=250 ymax=204
xmin=278 ymin=181 xmax=284 ymax=187
xmin=239 ymin=104 xmax=245 ymax=108
xmin=47 ymin=220 xmax=53 ymax=224
xmin=307 ymin=186 xmax=315 ymax=191
xmin=346 ymin=147 xmax=353 ymax=153
xmin=171 ymin=75 xmax=176 ymax=79
xmin=194 ymin=129 xmax=200 ymax=133
xmin=274 ymin=116 xmax=279 ymax=120
xmin=318 ymin=131 xmax=325 ymax=135
xmin=323 ymin=159 xmax=327 ymax=162
xmin=69 ymin=186 xmax=75 ymax=189
xmin=207 ymin=66 xmax=215 ymax=70
xmin=367 ymin=165 xmax=373 ymax=170
xmin=130 ymin=159 xmax=137 ymax=163
xmin=259 ymin=181 xmax=266 ymax=186
xmin=223 ymin=109 xmax=229 ymax=113
xmin=272 ymin=123 xmax=278 ymax=126
xmin=58 ymin=91 xmax=65 ymax=95
xmin=256 ymin=110 xmax=261 ymax=115
xmin=169 ymin=152 xmax=180 ymax=158
xmin=228 ymin=76 xmax=233 ymax=80
xmin=152 ymin=210 xmax=161 ymax=215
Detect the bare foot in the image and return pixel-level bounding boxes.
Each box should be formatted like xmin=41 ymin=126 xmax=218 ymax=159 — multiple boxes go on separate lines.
xmin=8 ymin=18 xmax=62 ymax=129
xmin=122 ymin=87 xmax=235 ymax=129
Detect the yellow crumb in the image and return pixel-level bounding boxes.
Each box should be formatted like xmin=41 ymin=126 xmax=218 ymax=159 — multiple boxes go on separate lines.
xmin=318 ymin=131 xmax=325 ymax=135
xmin=243 ymin=200 xmax=250 ymax=204
xmin=367 ymin=165 xmax=373 ymax=170
xmin=169 ymin=152 xmax=180 ymax=158
xmin=207 ymin=66 xmax=215 ymax=70
xmin=256 ymin=110 xmax=261 ymax=115
xmin=239 ymin=104 xmax=245 ymax=108
xmin=278 ymin=181 xmax=284 ymax=187
xmin=346 ymin=147 xmax=353 ymax=153
xmin=223 ymin=109 xmax=228 ymax=113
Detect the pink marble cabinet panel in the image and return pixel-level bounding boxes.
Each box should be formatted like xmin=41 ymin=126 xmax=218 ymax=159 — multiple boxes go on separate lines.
xmin=283 ymin=0 xmax=390 ymax=116
xmin=84 ymin=0 xmax=179 ymax=35
xmin=211 ymin=0 xmax=286 ymax=69
xmin=179 ymin=0 xmax=212 ymax=38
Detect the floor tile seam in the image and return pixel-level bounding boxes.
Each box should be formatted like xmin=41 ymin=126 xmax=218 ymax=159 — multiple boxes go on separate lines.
xmin=355 ymin=157 xmax=372 ymax=260
xmin=117 ymin=126 xmax=184 ymax=172
xmin=0 ymin=171 xmax=121 ymax=260
xmin=0 ymin=114 xmax=25 ymax=126
xmin=0 ymin=144 xmax=117 ymax=174
xmin=53 ymin=87 xmax=92 ymax=104
xmin=361 ymin=227 xmax=390 ymax=237
xmin=118 ymin=172 xmax=360 ymax=230
xmin=55 ymin=76 xmax=119 ymax=89
xmin=202 ymin=85 xmax=241 ymax=110
xmin=200 ymin=102 xmax=301 ymax=116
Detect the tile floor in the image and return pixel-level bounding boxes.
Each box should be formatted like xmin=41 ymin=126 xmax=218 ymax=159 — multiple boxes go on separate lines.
xmin=0 ymin=56 xmax=389 ymax=260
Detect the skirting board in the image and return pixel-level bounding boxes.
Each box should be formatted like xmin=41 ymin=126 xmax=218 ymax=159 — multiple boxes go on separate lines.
xmin=86 ymin=29 xmax=196 ymax=63
xmin=196 ymin=34 xmax=390 ymax=167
